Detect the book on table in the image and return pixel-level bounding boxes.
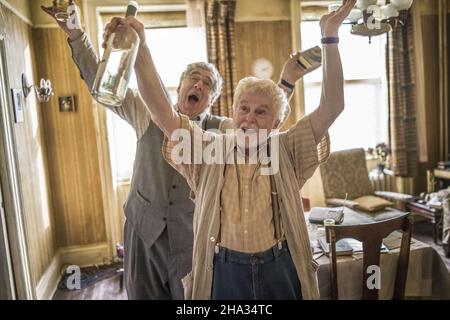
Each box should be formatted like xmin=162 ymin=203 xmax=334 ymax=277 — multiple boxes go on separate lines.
xmin=318 ymin=237 xmax=389 ymax=256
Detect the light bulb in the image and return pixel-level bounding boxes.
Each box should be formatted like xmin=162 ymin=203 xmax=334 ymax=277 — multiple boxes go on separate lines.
xmin=347 ymin=9 xmax=363 ymax=23
xmin=381 ymin=4 xmax=399 ymax=19
xmin=391 ymin=0 xmax=414 ymax=11
xmin=328 ymin=3 xmax=341 ymax=13
xmin=356 ymin=0 xmax=377 ymax=11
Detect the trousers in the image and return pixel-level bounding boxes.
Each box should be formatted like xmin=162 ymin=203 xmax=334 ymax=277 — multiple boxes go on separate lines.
xmin=211 ymin=241 xmax=302 ymax=300
xmin=123 ymin=220 xmax=188 ymax=299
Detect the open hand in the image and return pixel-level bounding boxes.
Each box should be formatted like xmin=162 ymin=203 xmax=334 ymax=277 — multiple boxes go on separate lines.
xmin=320 ymin=0 xmax=356 ymax=37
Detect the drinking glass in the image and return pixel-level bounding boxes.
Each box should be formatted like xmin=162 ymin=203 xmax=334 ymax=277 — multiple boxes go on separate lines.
xmin=53 ymin=0 xmax=73 ymax=22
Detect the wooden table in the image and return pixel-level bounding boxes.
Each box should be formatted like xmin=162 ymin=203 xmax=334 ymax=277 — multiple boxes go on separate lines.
xmin=306 ymin=208 xmax=450 ymax=299
xmin=406 ymin=200 xmax=442 ymax=244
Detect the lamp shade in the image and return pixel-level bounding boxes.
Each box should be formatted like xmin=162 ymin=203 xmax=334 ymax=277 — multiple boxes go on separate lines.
xmin=328 ymin=3 xmax=341 ymax=13
xmin=381 ymin=4 xmax=400 ymax=18
xmin=347 ymin=9 xmax=363 ymax=23
xmin=391 ymin=0 xmax=414 ymax=11
xmin=356 ymin=0 xmax=377 ymax=11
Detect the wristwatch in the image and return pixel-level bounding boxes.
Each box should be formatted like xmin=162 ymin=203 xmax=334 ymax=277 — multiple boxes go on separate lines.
xmin=321 ymin=37 xmax=339 ymax=44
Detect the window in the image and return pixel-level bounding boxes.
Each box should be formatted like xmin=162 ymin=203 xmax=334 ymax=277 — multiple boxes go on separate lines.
xmin=106 ymin=26 xmax=207 ymax=183
xmin=301 ymin=21 xmax=388 ymax=152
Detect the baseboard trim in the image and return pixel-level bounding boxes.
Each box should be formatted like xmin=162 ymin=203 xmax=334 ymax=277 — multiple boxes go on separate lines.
xmin=35 ymin=242 xmax=110 ymax=300
xmin=35 ymin=253 xmax=60 ymax=300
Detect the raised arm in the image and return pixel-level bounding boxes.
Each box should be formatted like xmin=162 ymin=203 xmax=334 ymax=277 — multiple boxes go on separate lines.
xmin=309 ymin=0 xmax=356 ymax=143
xmin=41 ymin=4 xmax=152 ymax=139
xmin=134 ymin=42 xmax=180 ymax=136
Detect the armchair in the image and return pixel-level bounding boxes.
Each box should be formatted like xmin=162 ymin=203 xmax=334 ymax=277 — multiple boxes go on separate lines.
xmin=319 ymin=148 xmax=413 ymax=219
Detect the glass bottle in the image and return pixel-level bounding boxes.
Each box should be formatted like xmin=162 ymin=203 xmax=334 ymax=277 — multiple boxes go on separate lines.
xmin=92 ymin=1 xmax=140 ymax=107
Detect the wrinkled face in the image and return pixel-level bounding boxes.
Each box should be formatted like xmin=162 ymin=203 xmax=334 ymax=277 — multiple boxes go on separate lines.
xmin=177 ymin=68 xmax=216 ymax=117
xmin=233 ymin=92 xmax=280 ymax=149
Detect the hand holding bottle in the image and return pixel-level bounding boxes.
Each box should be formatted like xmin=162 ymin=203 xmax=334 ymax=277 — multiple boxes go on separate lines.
xmin=92 ymin=1 xmax=141 ymax=107
xmin=102 ymin=16 xmax=146 ymax=50
xmin=320 ymin=0 xmax=356 ymax=37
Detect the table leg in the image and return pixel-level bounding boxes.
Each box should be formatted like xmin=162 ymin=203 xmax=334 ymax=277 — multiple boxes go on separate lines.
xmin=435 ymin=215 xmax=443 ymax=245
xmin=434 ymin=221 xmax=438 ymax=244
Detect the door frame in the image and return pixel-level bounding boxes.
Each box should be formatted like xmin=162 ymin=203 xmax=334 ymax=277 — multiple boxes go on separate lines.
xmin=0 ymin=37 xmax=34 ymax=300
xmin=0 ymin=180 xmax=15 ymax=299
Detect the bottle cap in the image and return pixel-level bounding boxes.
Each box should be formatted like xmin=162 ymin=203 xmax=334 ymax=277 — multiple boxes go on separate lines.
xmin=323 ymin=219 xmax=335 ymax=227
xmin=126 ymin=1 xmax=139 ymax=17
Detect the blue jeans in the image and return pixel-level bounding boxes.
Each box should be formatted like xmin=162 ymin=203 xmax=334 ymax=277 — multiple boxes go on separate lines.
xmin=211 ymin=241 xmax=302 ymax=300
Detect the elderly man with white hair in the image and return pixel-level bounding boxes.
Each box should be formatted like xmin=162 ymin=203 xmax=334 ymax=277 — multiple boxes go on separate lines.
xmin=104 ymin=0 xmax=355 ymax=300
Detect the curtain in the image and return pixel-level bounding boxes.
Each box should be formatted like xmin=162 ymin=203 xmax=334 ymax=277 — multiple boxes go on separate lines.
xmin=386 ymin=12 xmax=418 ymax=177
xmin=186 ymin=0 xmax=208 ymax=58
xmin=205 ymin=0 xmax=237 ymax=117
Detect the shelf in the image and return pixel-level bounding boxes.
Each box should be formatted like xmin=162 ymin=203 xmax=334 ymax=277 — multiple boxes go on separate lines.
xmin=434 ymin=169 xmax=450 ymax=180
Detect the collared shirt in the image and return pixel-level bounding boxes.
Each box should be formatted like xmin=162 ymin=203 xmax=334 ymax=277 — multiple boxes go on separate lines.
xmin=220 ymin=160 xmax=280 ymax=253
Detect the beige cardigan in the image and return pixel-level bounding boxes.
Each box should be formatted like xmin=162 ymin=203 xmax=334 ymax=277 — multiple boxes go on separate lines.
xmin=163 ymin=114 xmax=330 ymax=300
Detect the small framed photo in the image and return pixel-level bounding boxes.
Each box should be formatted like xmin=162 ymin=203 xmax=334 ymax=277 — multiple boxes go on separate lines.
xmin=59 ymin=96 xmax=76 ymax=112
xmin=11 ymin=88 xmax=24 ymax=123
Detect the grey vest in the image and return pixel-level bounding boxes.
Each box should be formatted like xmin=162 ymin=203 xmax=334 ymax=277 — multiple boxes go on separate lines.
xmin=123 ymin=114 xmax=222 ymax=252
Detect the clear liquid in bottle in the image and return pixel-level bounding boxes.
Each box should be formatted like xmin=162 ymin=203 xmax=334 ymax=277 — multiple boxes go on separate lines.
xmin=92 ymin=1 xmax=139 ymax=107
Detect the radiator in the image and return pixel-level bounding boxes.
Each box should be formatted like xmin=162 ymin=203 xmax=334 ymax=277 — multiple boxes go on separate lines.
xmin=369 ymin=169 xmax=396 ymax=192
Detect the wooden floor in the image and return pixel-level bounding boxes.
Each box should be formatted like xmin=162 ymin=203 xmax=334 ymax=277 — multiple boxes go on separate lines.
xmin=52 ymin=221 xmax=449 ymax=300
xmin=52 ymin=265 xmax=128 ymax=300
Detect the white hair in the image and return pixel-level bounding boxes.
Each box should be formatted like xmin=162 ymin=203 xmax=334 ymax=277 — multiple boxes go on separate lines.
xmin=233 ymin=77 xmax=289 ymax=124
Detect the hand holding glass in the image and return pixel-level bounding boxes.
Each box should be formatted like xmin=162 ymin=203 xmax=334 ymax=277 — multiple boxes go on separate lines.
xmin=52 ymin=0 xmax=74 ymax=22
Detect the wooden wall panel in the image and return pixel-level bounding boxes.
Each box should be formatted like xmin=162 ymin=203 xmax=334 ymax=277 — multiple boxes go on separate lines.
xmin=32 ymin=28 xmax=106 ymax=247
xmin=1 ymin=3 xmax=56 ymax=287
xmin=235 ymin=21 xmax=297 ymax=128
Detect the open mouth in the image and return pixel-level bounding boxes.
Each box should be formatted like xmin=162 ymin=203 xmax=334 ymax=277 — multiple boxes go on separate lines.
xmin=241 ymin=127 xmax=257 ymax=134
xmin=188 ymin=94 xmax=199 ymax=103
